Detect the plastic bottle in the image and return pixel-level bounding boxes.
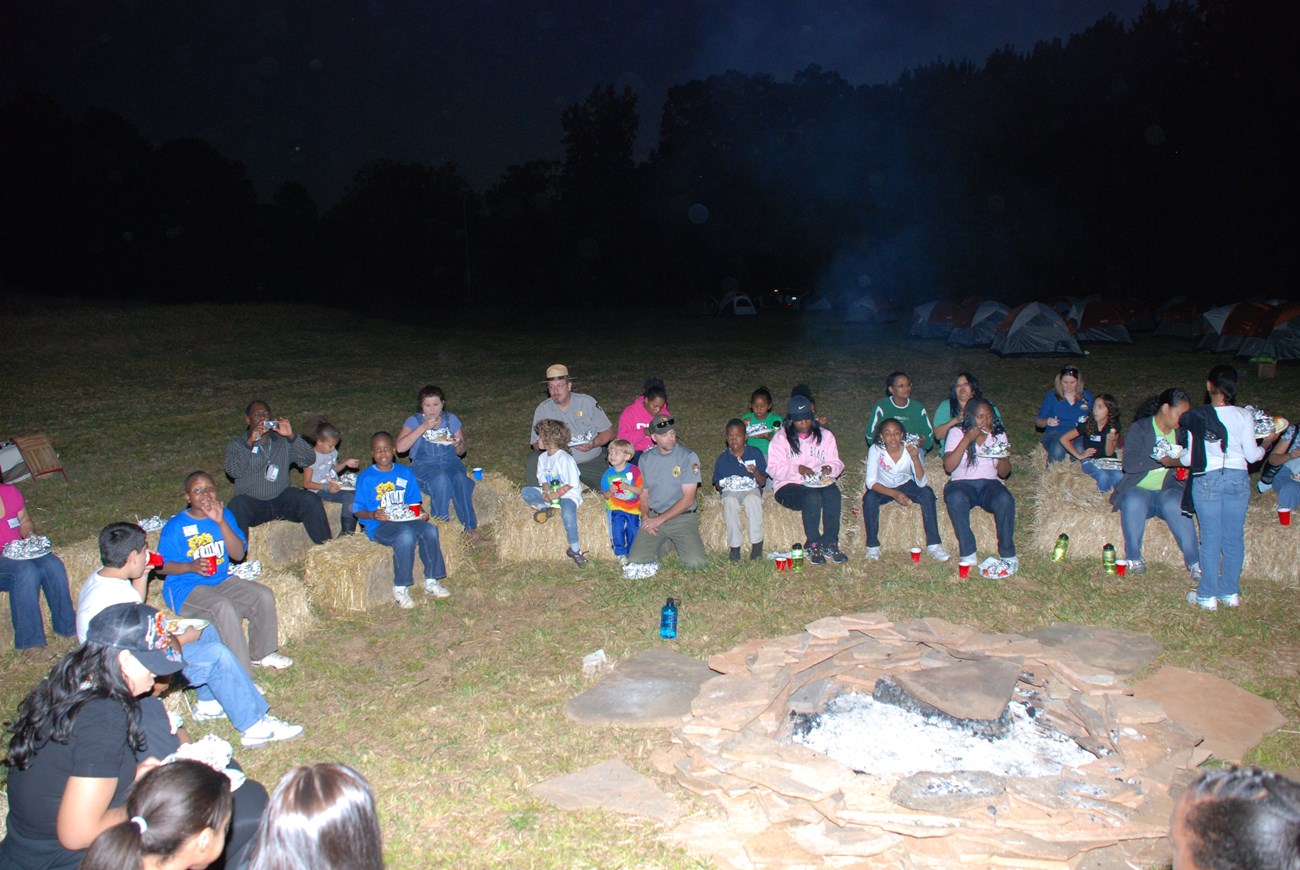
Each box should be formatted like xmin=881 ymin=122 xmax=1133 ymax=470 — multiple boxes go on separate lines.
xmin=1051 ymin=533 xmax=1070 ymax=562
xmin=547 ymin=477 xmax=561 ymax=509
xmin=790 ymin=543 xmax=804 ymax=573
xmin=659 ymin=598 xmax=678 ymax=639
xmin=1102 ymin=543 xmax=1117 ymax=574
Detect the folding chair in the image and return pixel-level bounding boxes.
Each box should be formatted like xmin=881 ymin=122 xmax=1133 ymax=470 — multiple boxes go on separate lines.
xmin=13 ymin=434 xmax=68 ymax=482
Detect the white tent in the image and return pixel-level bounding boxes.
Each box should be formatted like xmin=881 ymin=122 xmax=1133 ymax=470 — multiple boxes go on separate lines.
xmin=717 ymin=291 xmax=757 ymax=317
xmin=990 ymin=302 xmax=1083 ymax=357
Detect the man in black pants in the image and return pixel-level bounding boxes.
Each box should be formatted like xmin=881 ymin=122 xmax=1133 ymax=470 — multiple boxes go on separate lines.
xmin=223 ymin=399 xmax=332 ymax=544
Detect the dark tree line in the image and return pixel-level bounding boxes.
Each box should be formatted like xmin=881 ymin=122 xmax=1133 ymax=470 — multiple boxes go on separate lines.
xmin=1 ymin=0 xmax=1294 ymax=318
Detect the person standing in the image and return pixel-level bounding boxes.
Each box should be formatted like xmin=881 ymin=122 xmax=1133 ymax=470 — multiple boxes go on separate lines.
xmin=224 ymin=399 xmax=332 ymax=544
xmin=528 ymin=364 xmax=614 ymax=492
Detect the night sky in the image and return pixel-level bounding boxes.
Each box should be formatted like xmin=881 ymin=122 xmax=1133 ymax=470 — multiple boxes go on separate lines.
xmin=4 ymin=1 xmax=1152 ymax=204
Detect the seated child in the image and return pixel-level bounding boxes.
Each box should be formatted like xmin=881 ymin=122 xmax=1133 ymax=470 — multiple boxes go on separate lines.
xmin=521 ymin=419 xmax=585 ymax=567
xmin=863 ymin=419 xmax=948 ymax=561
xmin=741 ymin=387 xmax=782 ymax=456
xmin=1059 ymin=393 xmax=1122 ymax=493
xmin=351 ymin=432 xmax=449 ymax=609
xmin=303 ymin=422 xmax=361 ymax=534
xmin=712 ymin=419 xmax=767 ymax=561
xmin=600 ymin=439 xmax=643 ymax=565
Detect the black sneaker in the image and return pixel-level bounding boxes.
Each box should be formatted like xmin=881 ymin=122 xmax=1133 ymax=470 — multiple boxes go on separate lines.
xmin=825 ymin=544 xmax=848 ymax=564
xmin=566 ymin=547 xmax=587 ymax=567
xmin=806 ymin=544 xmax=827 ymax=565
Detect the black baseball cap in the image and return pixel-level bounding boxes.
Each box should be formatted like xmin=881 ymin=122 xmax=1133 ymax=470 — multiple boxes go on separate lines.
xmin=86 ymin=603 xmax=185 ymax=676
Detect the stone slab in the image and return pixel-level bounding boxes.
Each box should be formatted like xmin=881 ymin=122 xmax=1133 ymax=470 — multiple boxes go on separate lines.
xmin=1131 ymin=666 xmax=1287 ymax=762
xmin=529 ymin=759 xmax=679 ymax=821
xmin=564 ymin=646 xmax=715 ymax=727
xmin=892 ymin=657 xmax=1025 ymax=722
xmin=1026 ymin=623 xmax=1162 ymax=676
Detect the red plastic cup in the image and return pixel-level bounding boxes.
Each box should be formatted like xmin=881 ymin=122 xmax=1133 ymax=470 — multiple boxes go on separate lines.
xmin=409 ymin=504 xmax=422 ymax=517
xmin=775 ymin=558 xmax=787 ymax=572
xmin=1175 ymin=467 xmax=1188 ymax=482
xmin=201 ymin=555 xmax=217 ymax=576
xmin=147 ymin=551 xmax=164 ymax=569
xmin=1280 ymin=508 xmax=1292 ymax=526
xmin=910 ymin=547 xmax=922 ymax=563
xmin=1116 ymin=559 xmax=1128 ymax=577
xmin=958 ymin=561 xmax=971 ymax=579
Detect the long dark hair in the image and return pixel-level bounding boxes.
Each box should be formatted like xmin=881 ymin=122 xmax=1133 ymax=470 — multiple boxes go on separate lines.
xmin=1206 ymin=364 xmax=1239 ymax=406
xmin=1133 ymin=388 xmax=1191 ymax=423
xmin=249 ymin=763 xmax=383 ymax=870
xmin=1085 ymin=394 xmax=1120 ymax=437
xmin=79 ymin=761 xmax=232 ymax=870
xmin=946 ymin=372 xmax=982 ymax=420
xmin=871 ymin=418 xmax=907 ymax=448
xmin=958 ymin=399 xmax=1005 ymax=468
xmin=782 ymin=419 xmax=823 ymax=453
xmin=5 ymin=643 xmax=146 ymax=770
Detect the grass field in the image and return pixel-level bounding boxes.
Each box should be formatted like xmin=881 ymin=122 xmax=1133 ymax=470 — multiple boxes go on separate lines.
xmin=2 ymin=302 xmax=1298 ymax=867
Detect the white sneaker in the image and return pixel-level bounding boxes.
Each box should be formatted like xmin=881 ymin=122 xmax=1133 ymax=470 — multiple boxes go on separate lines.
xmin=423 ymin=578 xmax=451 ymax=598
xmin=240 ymin=714 xmax=304 ymax=747
xmin=255 ymin=652 xmax=293 ymax=670
xmin=191 ymin=698 xmax=227 ymax=722
xmin=926 ymin=544 xmax=951 ymax=562
xmin=394 ymin=586 xmax=415 ymax=609
xmin=865 ymin=547 xmax=881 ymax=560
xmin=1218 ymin=593 xmax=1240 ymax=607
xmin=617 ymin=555 xmax=628 ymax=566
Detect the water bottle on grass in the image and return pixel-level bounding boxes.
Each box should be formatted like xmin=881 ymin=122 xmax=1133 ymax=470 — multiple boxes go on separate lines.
xmin=660 ymin=598 xmax=678 ymax=639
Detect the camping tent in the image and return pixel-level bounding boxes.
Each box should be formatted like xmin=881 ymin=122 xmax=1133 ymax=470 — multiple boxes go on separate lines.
xmin=1195 ymin=302 xmax=1274 ymax=353
xmin=844 ymin=295 xmax=897 ymax=324
xmin=717 ymin=291 xmax=757 ymax=317
xmin=990 ymin=302 xmax=1083 ymax=357
xmin=1112 ymin=299 xmax=1156 ymax=332
xmin=1066 ymin=300 xmax=1133 ymax=344
xmin=909 ymin=300 xmax=963 ymax=339
xmin=947 ymin=300 xmax=1010 ymax=347
xmin=1153 ymin=298 xmax=1202 ymax=338
xmin=1242 ymin=303 xmax=1300 ymax=359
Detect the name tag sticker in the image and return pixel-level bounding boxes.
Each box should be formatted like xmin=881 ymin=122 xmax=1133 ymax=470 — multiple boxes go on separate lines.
xmin=6 ymin=517 xmax=19 ymax=529
xmin=183 ymin=524 xmax=199 ymax=536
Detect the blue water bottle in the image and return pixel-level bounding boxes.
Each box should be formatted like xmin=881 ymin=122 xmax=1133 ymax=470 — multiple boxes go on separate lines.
xmin=659 ymin=597 xmax=678 ymax=639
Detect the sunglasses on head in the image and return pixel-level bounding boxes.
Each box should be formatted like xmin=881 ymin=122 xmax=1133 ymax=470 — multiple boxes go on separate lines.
xmin=1060 ymin=367 xmax=1080 ymax=376
xmin=652 ymin=417 xmax=676 ymax=430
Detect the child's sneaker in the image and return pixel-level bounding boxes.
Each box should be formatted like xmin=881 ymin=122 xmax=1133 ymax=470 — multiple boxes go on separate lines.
xmin=191 ymin=698 xmax=227 ymax=722
xmin=926 ymin=544 xmax=951 ymax=562
xmin=423 ymin=578 xmax=451 ymax=598
xmin=825 ymin=544 xmax=848 ymax=564
xmin=617 ymin=555 xmax=628 ymax=566
xmin=865 ymin=546 xmax=881 ymax=560
xmin=533 ymin=507 xmax=553 ymax=524
xmin=806 ymin=544 xmax=827 ymax=565
xmin=1188 ymin=563 xmax=1202 ymax=583
xmin=393 ymin=586 xmax=415 ymax=609
xmin=1186 ymin=590 xmax=1217 ymax=610
xmin=566 ymin=547 xmax=587 ymax=567
xmin=1217 ymin=593 xmax=1240 ymax=607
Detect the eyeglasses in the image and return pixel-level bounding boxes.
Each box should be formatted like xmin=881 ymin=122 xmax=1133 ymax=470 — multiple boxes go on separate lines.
xmin=652 ymin=417 xmax=676 ymax=430
xmin=1060 ymin=367 xmax=1080 ymax=377
xmin=188 ymin=486 xmax=217 ymax=495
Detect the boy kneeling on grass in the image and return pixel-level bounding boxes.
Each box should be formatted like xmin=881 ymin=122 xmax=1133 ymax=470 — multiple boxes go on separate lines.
xmin=352 ymin=432 xmax=449 ymax=609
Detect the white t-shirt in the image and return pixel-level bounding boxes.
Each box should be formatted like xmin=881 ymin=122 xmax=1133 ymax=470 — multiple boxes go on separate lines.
xmin=1193 ymin=405 xmax=1265 ymax=472
xmin=866 ymin=444 xmax=928 ymax=490
xmin=76 ymin=571 xmax=143 ymax=641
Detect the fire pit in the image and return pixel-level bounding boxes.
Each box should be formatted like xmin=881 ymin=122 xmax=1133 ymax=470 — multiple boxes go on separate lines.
xmin=659 ymin=614 xmax=1203 ymax=868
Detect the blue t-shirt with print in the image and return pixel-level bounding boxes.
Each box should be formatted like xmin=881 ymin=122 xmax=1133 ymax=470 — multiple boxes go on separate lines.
xmin=352 ymin=464 xmax=423 ymax=539
xmin=158 ymin=508 xmax=248 ymax=612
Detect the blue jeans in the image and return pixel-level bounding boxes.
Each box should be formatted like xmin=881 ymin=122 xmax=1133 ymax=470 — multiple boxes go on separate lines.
xmin=1042 ymin=433 xmax=1078 ymax=464
xmin=607 ymin=510 xmax=640 ymax=557
xmin=1118 ymin=485 xmax=1199 ymax=569
xmin=1272 ymin=474 xmax=1300 ymax=511
xmin=943 ymin=479 xmax=1016 ymax=559
xmin=1192 ymin=470 xmax=1250 ymax=599
xmin=522 ymin=488 xmax=579 ymax=548
xmin=413 ymin=459 xmax=478 ymax=531
xmin=862 ymin=481 xmax=941 ymax=548
xmin=371 ymin=520 xmax=446 ymax=585
xmin=774 ymin=483 xmax=841 ymax=548
xmin=1080 ymin=459 xmax=1123 ymax=493
xmin=317 ymin=489 xmax=357 ymax=534
xmin=183 ymin=626 xmax=268 ymax=732
xmin=0 ymin=552 xmax=76 ymax=649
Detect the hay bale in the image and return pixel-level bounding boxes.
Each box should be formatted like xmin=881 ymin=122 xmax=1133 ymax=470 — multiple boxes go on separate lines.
xmin=471 ymin=472 xmax=512 ymax=527
xmin=257 ymin=569 xmax=316 ymax=645
xmin=245 ymin=501 xmax=343 ymax=571
xmin=303 ymin=523 xmax=461 ymax=612
xmin=698 ymin=492 xmax=808 ymax=553
xmin=495 ymin=495 xmax=617 ymax=564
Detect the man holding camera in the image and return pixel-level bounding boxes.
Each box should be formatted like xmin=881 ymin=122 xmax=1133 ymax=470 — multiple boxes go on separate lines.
xmin=223 ymin=399 xmax=332 ymax=544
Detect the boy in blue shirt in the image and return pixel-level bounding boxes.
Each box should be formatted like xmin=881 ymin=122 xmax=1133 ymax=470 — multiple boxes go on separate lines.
xmin=352 ymin=432 xmax=449 ymax=609
xmin=712 ymin=419 xmax=767 ymax=561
